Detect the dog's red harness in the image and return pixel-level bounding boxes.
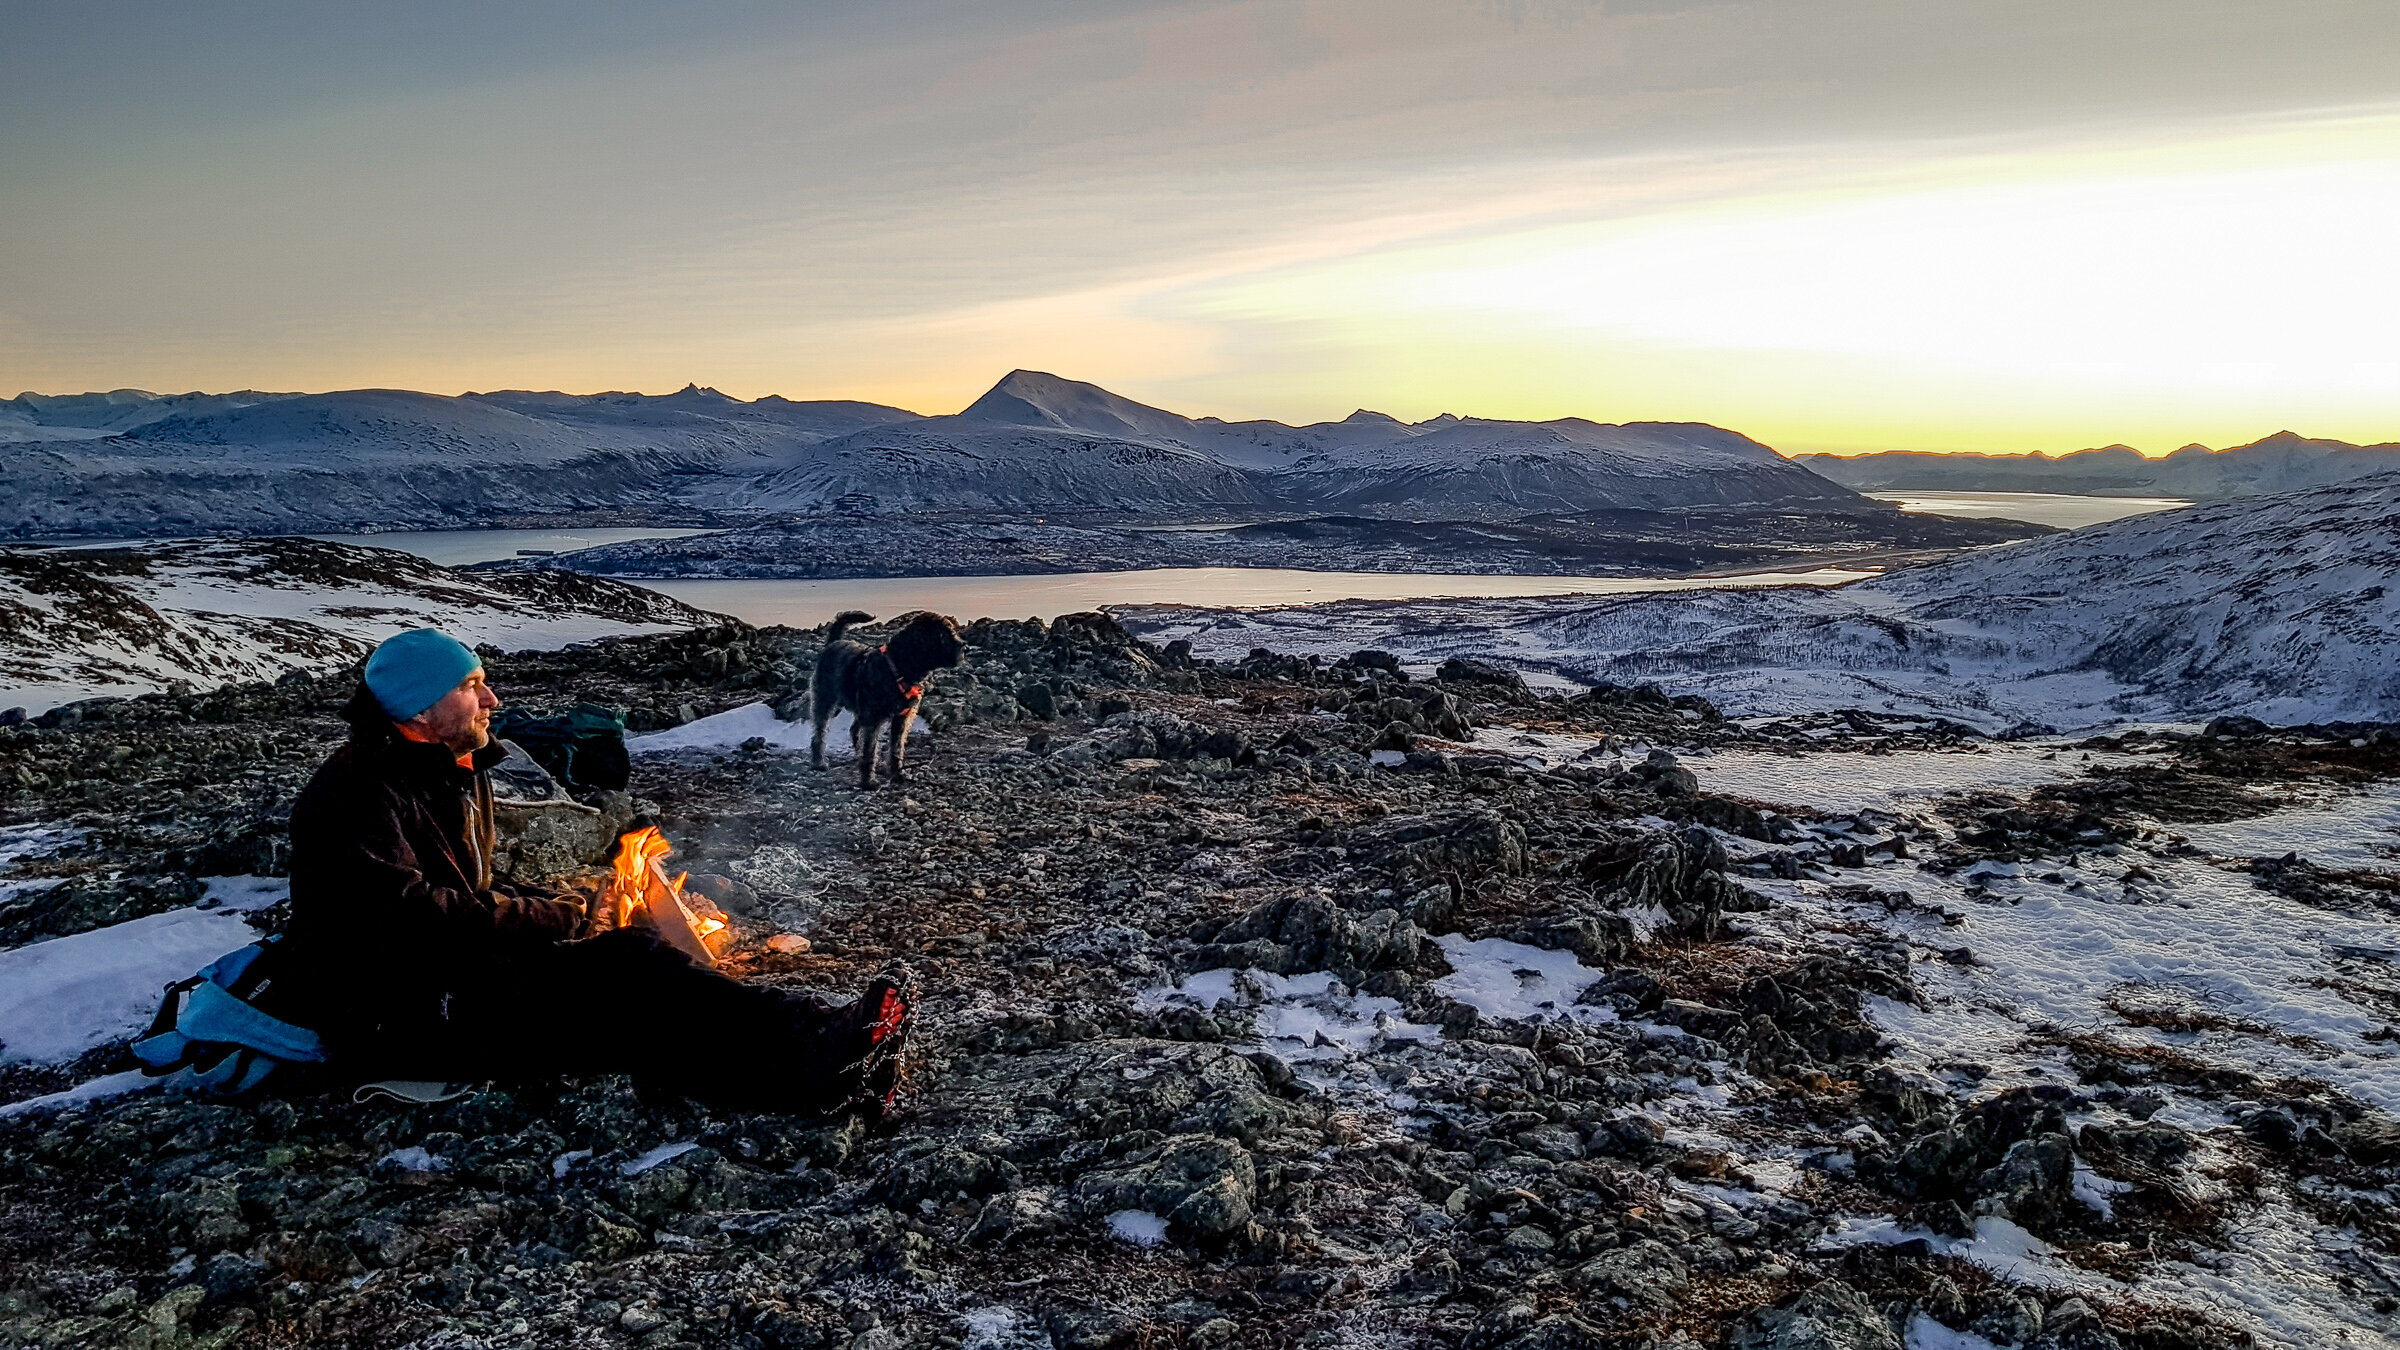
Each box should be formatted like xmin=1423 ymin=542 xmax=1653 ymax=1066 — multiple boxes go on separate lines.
xmin=878 ymin=645 xmax=923 ymax=701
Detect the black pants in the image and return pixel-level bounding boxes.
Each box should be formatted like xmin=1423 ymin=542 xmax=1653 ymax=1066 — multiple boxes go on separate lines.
xmin=363 ymin=930 xmax=867 ymax=1113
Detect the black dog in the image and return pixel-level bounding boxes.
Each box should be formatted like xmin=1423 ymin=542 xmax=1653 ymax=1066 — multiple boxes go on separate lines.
xmin=811 ymin=610 xmax=966 ymax=788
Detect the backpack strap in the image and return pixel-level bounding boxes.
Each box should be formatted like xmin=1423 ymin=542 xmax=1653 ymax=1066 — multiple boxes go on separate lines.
xmin=130 ymin=975 xmax=208 ymax=1077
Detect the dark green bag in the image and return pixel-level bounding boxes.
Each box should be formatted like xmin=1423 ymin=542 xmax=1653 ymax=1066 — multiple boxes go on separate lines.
xmin=489 ymin=702 xmax=630 ymax=790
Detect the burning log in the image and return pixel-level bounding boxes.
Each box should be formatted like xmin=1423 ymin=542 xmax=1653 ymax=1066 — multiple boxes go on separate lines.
xmin=606 ymin=825 xmax=732 ymax=967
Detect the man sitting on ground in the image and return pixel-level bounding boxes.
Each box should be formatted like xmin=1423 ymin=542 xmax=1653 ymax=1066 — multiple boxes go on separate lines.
xmin=280 ymin=627 xmax=908 ymax=1114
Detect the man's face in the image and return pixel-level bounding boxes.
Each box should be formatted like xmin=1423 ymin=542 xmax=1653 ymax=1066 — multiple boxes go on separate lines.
xmin=405 ymin=669 xmax=500 ymax=755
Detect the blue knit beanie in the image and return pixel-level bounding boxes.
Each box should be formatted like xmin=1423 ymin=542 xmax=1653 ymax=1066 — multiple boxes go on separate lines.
xmin=364 ymin=628 xmax=482 ymax=721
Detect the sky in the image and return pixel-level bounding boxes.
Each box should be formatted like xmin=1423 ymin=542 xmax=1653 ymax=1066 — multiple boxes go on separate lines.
xmin=3 ymin=0 xmax=2396 ymax=455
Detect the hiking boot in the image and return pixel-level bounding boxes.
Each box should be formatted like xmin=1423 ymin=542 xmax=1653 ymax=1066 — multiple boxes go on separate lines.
xmin=841 ymin=965 xmax=917 ymax=1121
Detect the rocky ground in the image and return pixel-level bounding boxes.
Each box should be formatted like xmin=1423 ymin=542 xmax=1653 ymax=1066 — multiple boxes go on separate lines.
xmin=0 ymin=616 xmax=2395 ymax=1349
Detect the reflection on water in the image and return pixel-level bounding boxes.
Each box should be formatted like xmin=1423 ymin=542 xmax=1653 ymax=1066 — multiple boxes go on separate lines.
xmin=639 ymin=567 xmax=1880 ymax=628
xmin=1870 ymin=491 xmax=2188 ymax=530
xmin=302 ymin=527 xmax=714 ymax=567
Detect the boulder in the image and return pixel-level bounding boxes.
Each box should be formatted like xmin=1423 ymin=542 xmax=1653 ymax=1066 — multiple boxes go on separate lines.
xmin=872 ymin=1145 xmax=1022 ymax=1209
xmin=1049 ymin=1040 xmax=1297 ymax=1145
xmin=1045 ymin=1306 xmax=1139 ymax=1350
xmin=1578 ymin=825 xmax=1740 ymax=939
xmin=968 ymin=1188 xmax=1068 ymax=1247
xmin=1731 ymin=1279 xmax=1902 ymax=1350
xmin=1194 ymin=896 xmax=1423 ymax=982
xmin=1016 ymin=683 xmax=1057 ymax=720
xmin=1071 ymin=1135 xmax=1257 ymax=1240
xmin=1972 ymin=1134 xmax=2075 ymax=1226
xmin=1859 ymin=1066 xmax=1953 ymax=1127
xmin=2334 ymin=1113 xmax=2400 ymax=1163
xmin=1436 ymin=657 xmax=1528 ymax=691
xmin=493 ymin=790 xmax=635 ymax=886
xmin=1570 ymin=1238 xmax=1689 ymax=1306
xmin=1634 ymin=748 xmax=1701 ymax=797
xmin=1504 ymin=913 xmax=1632 ymax=964
xmin=1348 ymin=811 xmax=1527 ymax=880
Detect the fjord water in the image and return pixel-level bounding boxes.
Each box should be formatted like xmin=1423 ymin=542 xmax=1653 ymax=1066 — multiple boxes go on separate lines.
xmin=278 ymin=489 xmax=2173 ymax=629
xmin=1862 ymin=490 xmax=2189 ymax=528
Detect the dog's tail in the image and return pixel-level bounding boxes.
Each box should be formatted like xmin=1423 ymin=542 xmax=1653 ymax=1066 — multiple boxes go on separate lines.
xmin=825 ymin=610 xmax=876 ymax=642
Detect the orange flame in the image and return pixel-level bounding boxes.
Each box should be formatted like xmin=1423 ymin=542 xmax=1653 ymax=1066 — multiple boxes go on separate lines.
xmin=608 ymin=826 xmax=731 ymax=961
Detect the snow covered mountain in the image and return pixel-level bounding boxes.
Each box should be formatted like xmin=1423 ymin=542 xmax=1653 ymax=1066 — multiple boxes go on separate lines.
xmin=0 ymin=537 xmax=719 ymax=715
xmin=0 ymin=389 xmax=298 ymax=443
xmin=0 ymin=372 xmax=1863 ymax=534
xmin=953 ymin=369 xmax=1857 ymax=515
xmin=0 ymin=387 xmax=920 ymax=535
xmin=730 ymin=420 xmax=1279 ymax=515
xmin=1803 ymin=431 xmax=2400 ymax=499
xmin=957 ymin=369 xmax=1202 ymax=443
xmin=1129 ymin=471 xmax=2400 ymax=730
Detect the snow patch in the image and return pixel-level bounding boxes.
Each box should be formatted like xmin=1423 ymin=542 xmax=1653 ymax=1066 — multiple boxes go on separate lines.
xmin=198 ymin=875 xmax=289 ymax=912
xmin=627 ymin=703 xmax=924 ymax=758
xmin=1140 ymin=967 xmax=1436 ymax=1065
xmin=621 ymin=1141 xmax=699 ymax=1176
xmin=0 ymin=907 xmax=261 ymax=1063
xmin=1904 ymin=1313 xmax=2004 ymax=1350
xmin=0 ymin=825 xmax=82 ymax=871
xmin=960 ymin=1305 xmax=1038 ymax=1349
xmin=1431 ymin=935 xmax=1616 ymax=1025
xmin=1106 ymin=1210 xmax=1169 ymax=1246
xmin=0 ymin=1069 xmax=156 ymax=1119
xmin=378 ymin=1146 xmax=449 ymax=1174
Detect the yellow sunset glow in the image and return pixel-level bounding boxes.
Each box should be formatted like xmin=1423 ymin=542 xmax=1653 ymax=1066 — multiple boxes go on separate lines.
xmin=4 ymin=5 xmax=2395 ymax=454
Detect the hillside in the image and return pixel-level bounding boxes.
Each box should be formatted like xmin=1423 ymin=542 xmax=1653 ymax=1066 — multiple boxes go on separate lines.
xmin=730 ymin=419 xmax=1280 ymax=516
xmin=0 ymin=615 xmax=2391 ymax=1349
xmin=1127 ymin=470 xmax=2400 ymax=731
xmin=0 ymin=538 xmax=719 ymax=715
xmin=1803 ymin=431 xmax=2400 ymax=499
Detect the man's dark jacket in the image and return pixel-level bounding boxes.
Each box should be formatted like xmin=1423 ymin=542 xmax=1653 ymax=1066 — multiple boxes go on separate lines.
xmin=282 ymin=692 xmax=582 ymax=1068
xmin=283 ymin=687 xmax=874 ymax=1110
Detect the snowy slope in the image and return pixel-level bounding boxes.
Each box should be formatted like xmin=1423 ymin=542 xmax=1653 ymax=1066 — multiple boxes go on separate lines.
xmin=1269 ymin=418 xmax=1858 ymax=516
xmin=0 ymin=537 xmax=718 ymax=715
xmin=958 ymin=369 xmax=1201 ymax=442
xmin=1128 ymin=472 xmax=2400 ymax=730
xmin=731 ymin=420 xmax=1280 ymax=515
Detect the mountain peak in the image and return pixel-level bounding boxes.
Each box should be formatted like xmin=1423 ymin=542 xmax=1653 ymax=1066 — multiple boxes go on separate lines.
xmin=957 ymin=370 xmax=1194 ymax=440
xmin=1342 ymin=409 xmax=1400 ymax=424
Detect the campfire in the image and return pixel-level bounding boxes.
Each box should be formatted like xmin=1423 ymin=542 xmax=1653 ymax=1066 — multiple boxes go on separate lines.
xmin=606 ymin=825 xmax=731 ymax=965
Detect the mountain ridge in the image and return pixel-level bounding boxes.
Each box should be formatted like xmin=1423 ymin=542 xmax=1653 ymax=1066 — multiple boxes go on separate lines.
xmin=4 ymin=371 xmax=1858 ymax=533
xmin=1803 ymin=431 xmax=2400 ymax=498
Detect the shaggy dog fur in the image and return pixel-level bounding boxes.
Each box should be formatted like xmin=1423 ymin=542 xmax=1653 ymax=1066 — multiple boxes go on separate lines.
xmin=811 ymin=610 xmax=966 ymax=788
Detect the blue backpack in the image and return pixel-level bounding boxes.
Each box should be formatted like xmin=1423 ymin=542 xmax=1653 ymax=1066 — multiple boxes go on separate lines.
xmin=131 ymin=938 xmax=328 ymax=1094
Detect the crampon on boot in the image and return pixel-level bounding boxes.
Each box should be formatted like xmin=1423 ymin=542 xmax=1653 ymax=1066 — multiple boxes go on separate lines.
xmin=840 ymin=966 xmax=916 ymax=1121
